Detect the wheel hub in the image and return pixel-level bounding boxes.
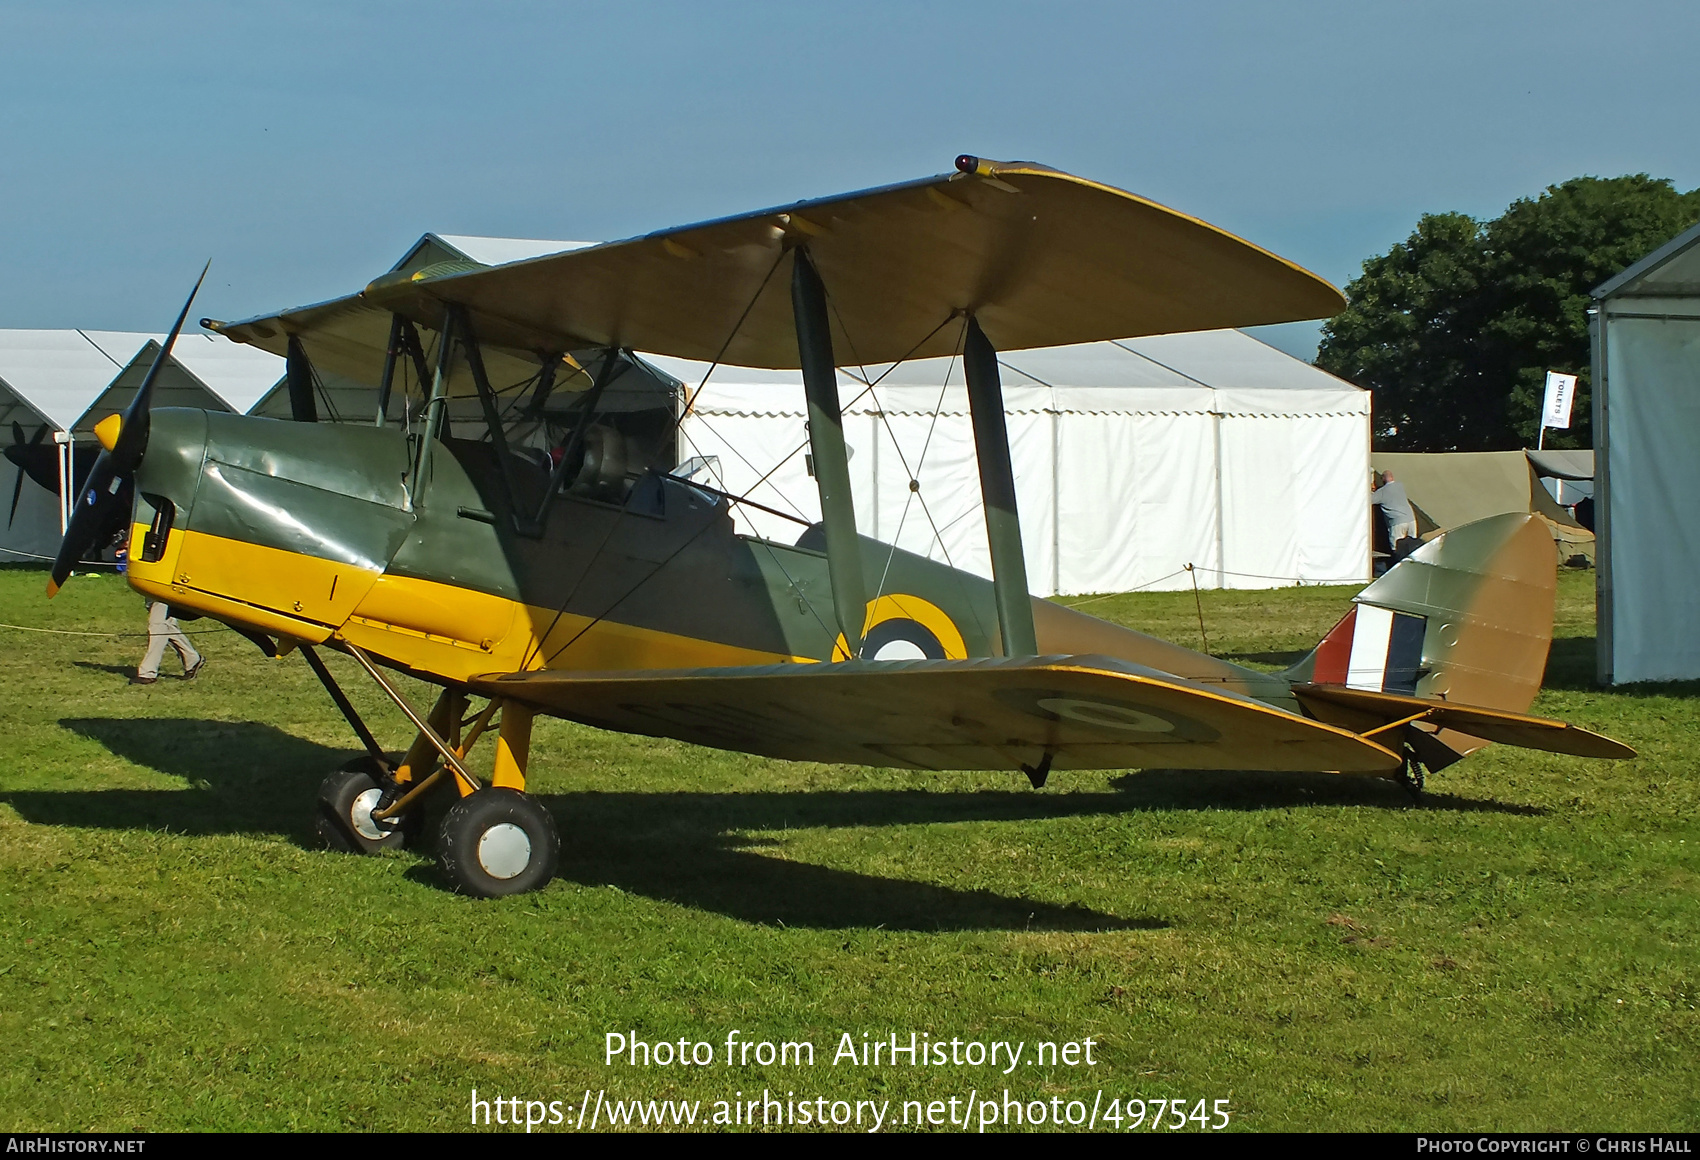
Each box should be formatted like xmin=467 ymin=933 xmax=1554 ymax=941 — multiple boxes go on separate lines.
xmin=350 ymin=787 xmax=387 ymax=841
xmin=477 ymin=822 xmax=533 ymax=880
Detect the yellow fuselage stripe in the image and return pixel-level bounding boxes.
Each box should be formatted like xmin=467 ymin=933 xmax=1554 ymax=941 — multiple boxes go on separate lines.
xmin=127 ymin=523 xmax=807 ymax=684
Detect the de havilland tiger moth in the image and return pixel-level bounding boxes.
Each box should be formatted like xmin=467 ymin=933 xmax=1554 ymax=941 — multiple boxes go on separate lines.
xmin=47 ymin=156 xmax=1633 ymax=897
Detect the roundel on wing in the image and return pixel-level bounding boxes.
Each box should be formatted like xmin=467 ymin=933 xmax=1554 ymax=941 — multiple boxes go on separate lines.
xmin=834 ymin=594 xmax=968 ymax=661
xmin=993 ymin=687 xmax=1221 ymax=744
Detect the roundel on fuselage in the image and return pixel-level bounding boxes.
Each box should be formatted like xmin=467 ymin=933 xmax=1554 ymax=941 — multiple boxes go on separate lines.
xmin=862 ymin=616 xmax=945 ymax=660
xmin=833 ymin=594 xmax=968 ymax=662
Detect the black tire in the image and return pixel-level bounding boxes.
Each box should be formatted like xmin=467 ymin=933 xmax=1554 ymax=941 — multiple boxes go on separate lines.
xmin=437 ymin=788 xmax=560 ymax=898
xmin=1397 ymin=749 xmax=1427 ymax=801
xmin=316 ymin=768 xmax=407 ymax=855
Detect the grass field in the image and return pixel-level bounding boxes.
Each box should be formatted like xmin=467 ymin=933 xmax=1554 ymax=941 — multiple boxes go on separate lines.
xmin=0 ymin=565 xmax=1694 ymax=1132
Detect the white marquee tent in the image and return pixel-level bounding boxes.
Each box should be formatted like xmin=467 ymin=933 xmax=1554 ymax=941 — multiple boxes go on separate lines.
xmin=0 ymin=330 xmax=282 ymax=562
xmin=1593 ymin=220 xmax=1700 ymax=683
xmin=657 ymin=329 xmax=1370 ymax=596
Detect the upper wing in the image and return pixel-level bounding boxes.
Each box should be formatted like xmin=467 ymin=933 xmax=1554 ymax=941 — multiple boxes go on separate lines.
xmin=215 ymin=157 xmax=1344 ymax=374
xmin=1291 ymin=683 xmax=1635 ymax=760
xmin=203 ymin=290 xmax=585 ymax=394
xmin=472 ymin=655 xmax=1400 ymax=774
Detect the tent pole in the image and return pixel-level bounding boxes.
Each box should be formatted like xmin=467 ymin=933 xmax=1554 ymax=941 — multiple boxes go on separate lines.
xmin=1213 ymin=409 xmax=1226 ymax=588
xmin=963 ymin=316 xmax=1037 ymax=656
xmin=792 ymin=248 xmax=867 ymax=658
xmin=57 ymin=436 xmax=68 ymax=535
xmin=1051 ymin=407 xmax=1061 ymax=597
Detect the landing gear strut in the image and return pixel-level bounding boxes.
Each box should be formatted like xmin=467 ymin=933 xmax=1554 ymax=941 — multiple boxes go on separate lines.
xmin=305 ymin=643 xmax=560 ymax=896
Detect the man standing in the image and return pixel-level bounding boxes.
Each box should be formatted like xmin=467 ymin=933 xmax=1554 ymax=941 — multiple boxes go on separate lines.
xmin=134 ymin=599 xmax=204 ymax=685
xmin=1371 ymin=469 xmax=1418 ymax=555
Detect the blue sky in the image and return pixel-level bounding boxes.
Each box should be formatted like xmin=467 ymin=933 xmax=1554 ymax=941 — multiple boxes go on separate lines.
xmin=2 ymin=0 xmax=1696 ymax=359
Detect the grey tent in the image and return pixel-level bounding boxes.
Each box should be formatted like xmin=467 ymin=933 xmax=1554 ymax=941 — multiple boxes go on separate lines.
xmin=1592 ymin=220 xmax=1700 ymax=683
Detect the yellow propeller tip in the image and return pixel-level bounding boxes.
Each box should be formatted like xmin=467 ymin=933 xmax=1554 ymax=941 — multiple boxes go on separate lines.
xmin=45 ymin=580 xmax=60 ymax=598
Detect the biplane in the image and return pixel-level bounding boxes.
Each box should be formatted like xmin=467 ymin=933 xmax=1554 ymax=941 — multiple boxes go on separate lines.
xmin=49 ymin=156 xmax=1632 ymax=897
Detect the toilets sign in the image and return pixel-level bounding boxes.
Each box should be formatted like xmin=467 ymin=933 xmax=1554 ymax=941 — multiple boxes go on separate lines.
xmin=1542 ymin=371 xmax=1578 ymax=430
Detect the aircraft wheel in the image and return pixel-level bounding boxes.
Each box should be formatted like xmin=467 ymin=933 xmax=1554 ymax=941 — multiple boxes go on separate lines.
xmin=437 ymin=788 xmax=560 ymax=898
xmin=1397 ymin=750 xmax=1427 ymax=801
xmin=316 ymin=767 xmax=409 ymax=855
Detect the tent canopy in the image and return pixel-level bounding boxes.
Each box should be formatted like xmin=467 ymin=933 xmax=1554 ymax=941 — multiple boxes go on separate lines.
xmin=1524 ymin=449 xmax=1594 ymax=481
xmin=72 ymin=335 xmax=283 ymax=434
xmin=1 ymin=329 xmax=284 ymax=563
xmin=659 ymin=329 xmax=1366 ymax=417
xmin=387 ymin=232 xmax=595 ymax=279
xmin=1372 ymin=450 xmax=1587 ymax=536
xmin=0 ymin=330 xmax=284 ymax=435
xmin=0 ymin=330 xmax=148 ymax=432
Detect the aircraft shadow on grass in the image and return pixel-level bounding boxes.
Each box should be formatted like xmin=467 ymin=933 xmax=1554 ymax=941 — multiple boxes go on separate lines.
xmin=4 ymin=716 xmax=1537 ymax=930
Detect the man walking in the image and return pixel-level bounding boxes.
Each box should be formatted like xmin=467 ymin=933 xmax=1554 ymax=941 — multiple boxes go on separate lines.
xmin=134 ymin=599 xmax=204 ymax=685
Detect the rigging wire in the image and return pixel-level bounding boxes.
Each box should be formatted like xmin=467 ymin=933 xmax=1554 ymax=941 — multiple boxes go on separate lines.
xmin=812 ymin=289 xmax=991 ymax=644
xmin=868 ymin=318 xmax=971 ymax=604
xmin=841 ymin=317 xmax=991 ymax=647
xmin=306 ymin=354 xmax=343 ymax=424
xmin=677 ymin=410 xmax=814 ymax=523
xmin=680 ymin=307 xmax=963 ymax=545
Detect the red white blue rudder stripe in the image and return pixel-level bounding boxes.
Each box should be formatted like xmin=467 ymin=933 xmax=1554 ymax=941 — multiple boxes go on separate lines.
xmin=1311 ymin=604 xmax=1427 ymax=694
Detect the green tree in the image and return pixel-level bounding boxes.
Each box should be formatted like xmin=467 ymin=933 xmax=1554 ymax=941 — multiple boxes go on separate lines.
xmin=1318 ymin=176 xmax=1700 ymax=450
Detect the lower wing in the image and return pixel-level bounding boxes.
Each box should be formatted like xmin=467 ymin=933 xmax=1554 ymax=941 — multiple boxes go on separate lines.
xmin=473 ymin=655 xmax=1402 ymax=774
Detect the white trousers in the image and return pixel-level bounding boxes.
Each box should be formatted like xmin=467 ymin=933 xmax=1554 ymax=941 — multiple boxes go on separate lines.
xmin=138 ymin=601 xmax=201 ymax=678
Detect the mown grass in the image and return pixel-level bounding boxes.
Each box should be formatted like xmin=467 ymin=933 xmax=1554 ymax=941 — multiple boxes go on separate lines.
xmin=0 ymin=566 xmax=1694 ymax=1132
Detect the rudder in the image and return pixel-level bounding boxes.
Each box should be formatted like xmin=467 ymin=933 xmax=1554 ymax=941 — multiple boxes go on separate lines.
xmin=1290 ymin=513 xmax=1557 ymax=715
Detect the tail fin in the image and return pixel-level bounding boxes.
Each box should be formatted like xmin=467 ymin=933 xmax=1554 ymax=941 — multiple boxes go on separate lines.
xmin=1289 ymin=513 xmax=1557 ymax=714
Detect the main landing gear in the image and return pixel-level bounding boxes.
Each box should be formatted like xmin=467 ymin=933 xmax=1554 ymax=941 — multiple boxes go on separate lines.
xmin=439 ymin=789 xmax=560 ymax=897
xmin=304 ymin=644 xmax=560 ymax=898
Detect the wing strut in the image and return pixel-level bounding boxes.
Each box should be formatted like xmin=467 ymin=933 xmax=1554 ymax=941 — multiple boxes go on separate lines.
xmin=374 ymin=313 xmax=403 ymax=428
xmin=964 ymin=316 xmax=1037 ymax=655
xmin=285 ymin=335 xmax=318 ymax=423
xmin=792 ymin=248 xmax=868 ymax=657
xmin=413 ymin=308 xmax=458 ymax=499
